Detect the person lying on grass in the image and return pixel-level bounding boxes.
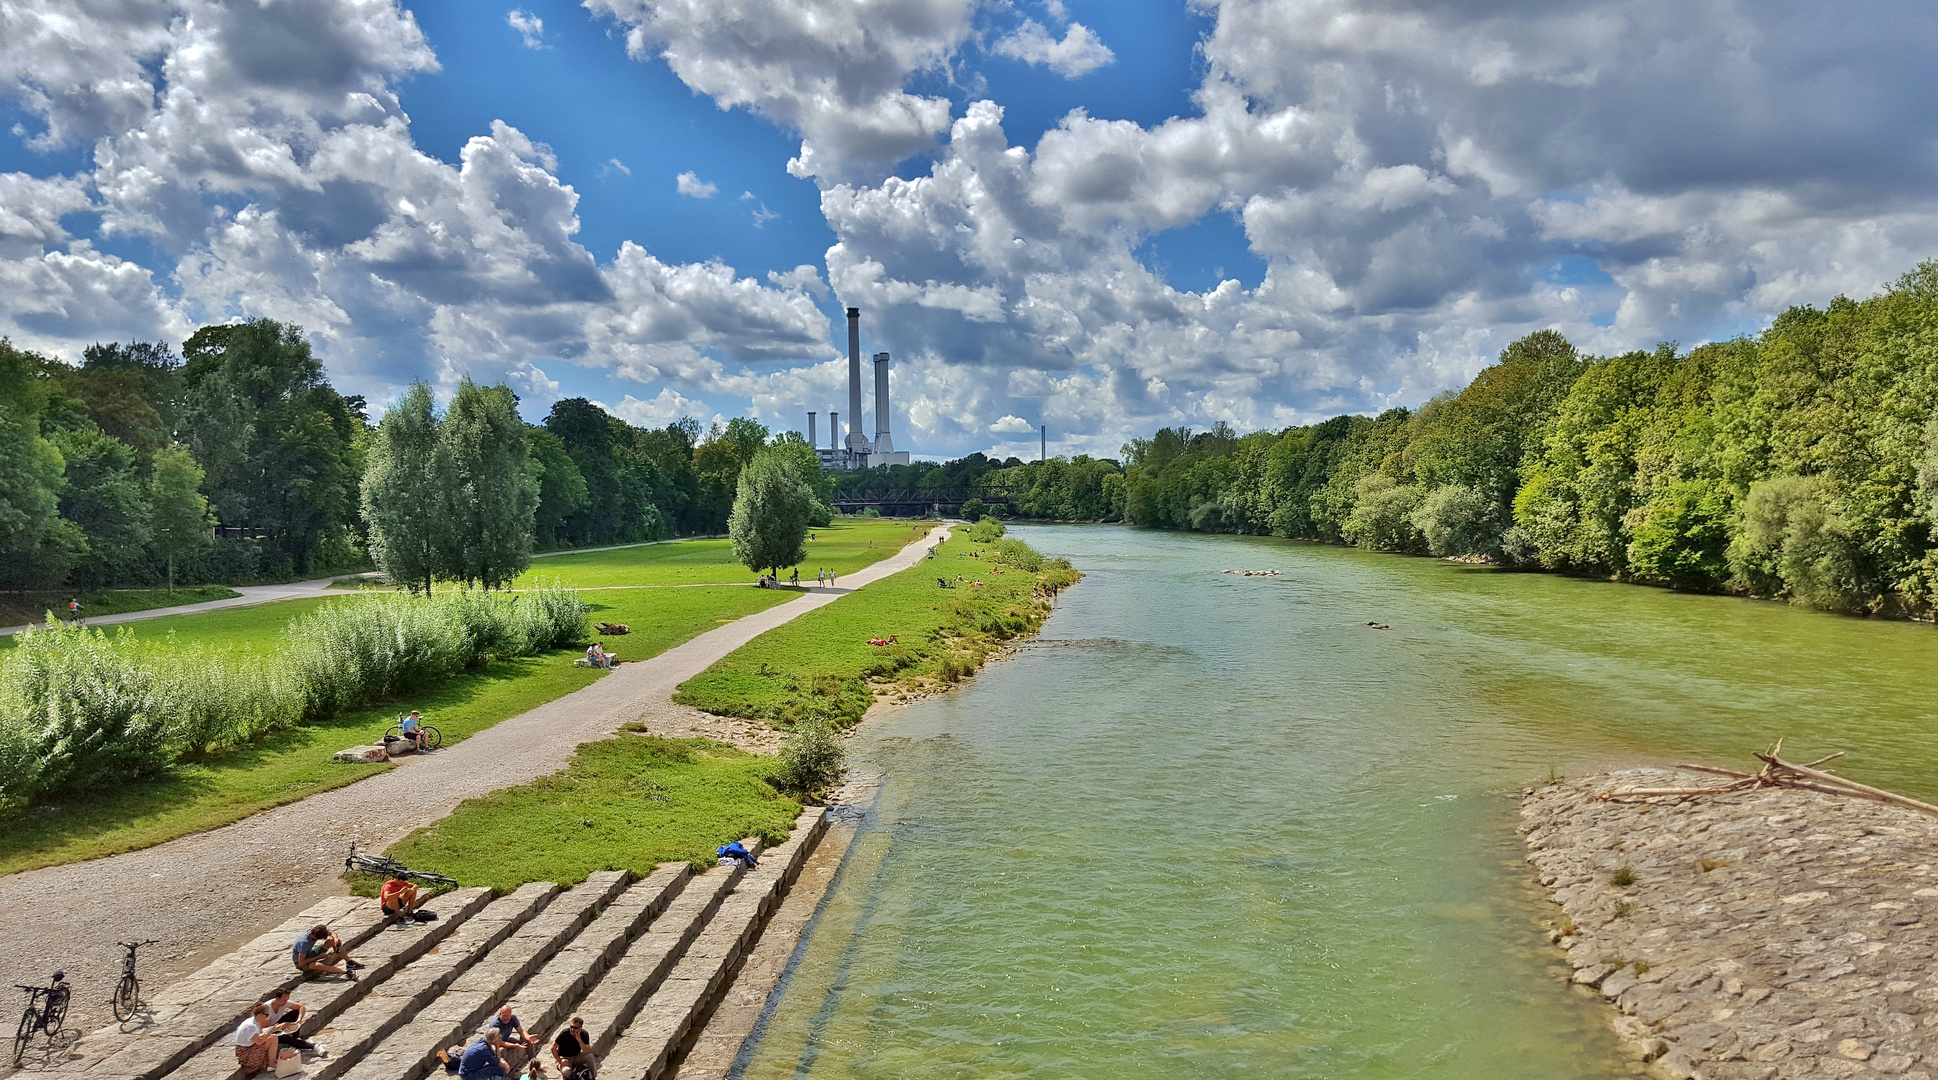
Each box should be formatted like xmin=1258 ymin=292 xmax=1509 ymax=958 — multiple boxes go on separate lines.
xmin=234 ymin=1003 xmax=299 ymax=1077
xmin=292 ymin=923 xmax=361 ymax=980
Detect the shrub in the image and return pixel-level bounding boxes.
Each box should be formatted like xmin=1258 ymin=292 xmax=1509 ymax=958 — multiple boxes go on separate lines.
xmin=775 ymin=720 xmax=845 ymax=795
xmin=990 ymin=538 xmax=1044 ymax=572
xmin=1411 ymin=484 xmax=1504 ymax=558
xmin=963 ymin=516 xmax=1007 ymax=543
xmin=0 ymin=624 xmax=173 ymax=802
xmin=957 ymin=498 xmax=989 ymax=521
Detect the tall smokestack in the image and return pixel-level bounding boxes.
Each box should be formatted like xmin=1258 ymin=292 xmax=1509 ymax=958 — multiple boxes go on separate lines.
xmin=872 ymin=352 xmax=893 ymax=454
xmin=807 ymin=412 xmax=816 ymax=447
xmin=1041 ymin=425 xmax=1046 ymax=462
xmin=845 ymin=307 xmax=868 ymax=451
xmin=829 ymin=412 xmax=839 ymax=451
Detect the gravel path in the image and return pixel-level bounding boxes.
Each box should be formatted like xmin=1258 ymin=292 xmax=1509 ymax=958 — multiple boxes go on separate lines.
xmin=0 ymin=528 xmax=945 ymax=1041
xmin=0 ymin=577 xmax=345 ymax=637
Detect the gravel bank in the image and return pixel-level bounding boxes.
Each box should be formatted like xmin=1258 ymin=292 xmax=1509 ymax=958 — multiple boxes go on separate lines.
xmin=1522 ymin=768 xmax=1938 ymax=1080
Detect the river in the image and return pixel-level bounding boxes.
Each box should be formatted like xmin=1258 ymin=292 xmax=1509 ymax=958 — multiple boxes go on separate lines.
xmin=736 ymin=524 xmax=1938 ymax=1079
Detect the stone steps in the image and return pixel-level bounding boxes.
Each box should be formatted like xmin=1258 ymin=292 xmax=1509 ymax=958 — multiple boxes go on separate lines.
xmin=502 ymin=864 xmax=691 ymax=1042
xmin=160 ymin=889 xmax=496 ymax=1080
xmin=48 ymin=896 xmax=394 ymax=1080
xmin=328 ymin=872 xmax=632 ymax=1080
xmin=597 ymin=809 xmax=829 ymax=1080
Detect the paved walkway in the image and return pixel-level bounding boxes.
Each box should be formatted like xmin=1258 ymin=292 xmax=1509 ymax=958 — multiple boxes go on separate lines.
xmin=0 ymin=527 xmax=947 ymax=1038
xmin=0 ymin=578 xmax=345 ymax=637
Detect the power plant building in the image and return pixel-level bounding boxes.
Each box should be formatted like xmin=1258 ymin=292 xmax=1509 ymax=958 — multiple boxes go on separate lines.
xmin=816 ymin=306 xmax=911 ymax=470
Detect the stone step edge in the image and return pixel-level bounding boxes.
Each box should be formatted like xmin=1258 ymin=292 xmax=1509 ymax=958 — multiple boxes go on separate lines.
xmin=599 ymin=809 xmax=829 ymax=1080
xmin=50 ymin=895 xmax=396 ymax=1080
xmin=504 ymin=864 xmax=695 ymax=1041
xmin=300 ymin=883 xmax=564 ymax=1080
xmin=329 ymin=872 xmax=632 ymax=1080
xmin=157 ymin=886 xmax=515 ymax=1080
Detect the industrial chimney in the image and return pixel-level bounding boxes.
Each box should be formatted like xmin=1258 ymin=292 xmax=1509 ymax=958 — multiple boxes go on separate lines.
xmin=845 ymin=307 xmax=868 ymax=452
xmin=872 ymin=352 xmax=894 ymax=455
xmin=1041 ymin=425 xmax=1047 ymax=462
xmin=829 ymin=412 xmax=839 ymax=451
xmin=807 ymin=412 xmax=816 ymax=447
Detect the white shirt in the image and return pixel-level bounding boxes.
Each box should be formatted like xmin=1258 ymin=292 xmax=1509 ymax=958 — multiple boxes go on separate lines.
xmin=236 ymin=1017 xmax=265 ymax=1047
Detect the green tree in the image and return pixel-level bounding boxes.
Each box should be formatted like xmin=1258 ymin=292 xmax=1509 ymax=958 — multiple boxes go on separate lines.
xmin=728 ymin=445 xmax=812 ymax=576
xmin=360 ymin=382 xmax=445 ymax=594
xmin=149 ymin=447 xmax=215 ymax=590
xmin=50 ymin=425 xmax=151 ymax=586
xmin=0 ymin=340 xmax=85 ymax=589
xmin=1410 ymin=483 xmax=1502 ymax=557
xmin=768 ymin=431 xmax=834 ymax=525
xmin=436 ymin=380 xmax=538 ymax=589
xmin=180 ymin=320 xmax=363 ymax=573
xmin=528 ymin=426 xmax=589 ymax=549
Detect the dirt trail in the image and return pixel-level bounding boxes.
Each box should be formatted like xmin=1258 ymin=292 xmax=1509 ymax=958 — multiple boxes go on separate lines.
xmin=0 ymin=528 xmax=946 ymax=1040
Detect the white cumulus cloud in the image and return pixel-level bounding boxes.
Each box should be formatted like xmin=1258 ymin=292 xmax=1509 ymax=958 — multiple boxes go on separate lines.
xmin=675 ymin=171 xmax=716 ymax=198
xmin=507 ymin=10 xmax=544 ymax=49
xmin=991 ymin=20 xmax=1113 ymax=78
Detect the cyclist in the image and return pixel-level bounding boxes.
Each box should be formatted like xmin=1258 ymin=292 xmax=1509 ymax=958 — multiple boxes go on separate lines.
xmin=400 ymin=710 xmax=432 ymax=752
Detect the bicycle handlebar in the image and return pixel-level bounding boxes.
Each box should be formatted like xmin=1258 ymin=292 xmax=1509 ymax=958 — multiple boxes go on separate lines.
xmin=118 ymin=939 xmax=159 ymax=948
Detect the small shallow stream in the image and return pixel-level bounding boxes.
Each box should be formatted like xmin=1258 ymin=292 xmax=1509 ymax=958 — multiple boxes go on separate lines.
xmin=737 ymin=525 xmax=1938 ymax=1079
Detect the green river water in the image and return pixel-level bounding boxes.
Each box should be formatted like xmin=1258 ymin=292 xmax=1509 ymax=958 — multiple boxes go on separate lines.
xmin=737 ymin=524 xmax=1938 ymax=1079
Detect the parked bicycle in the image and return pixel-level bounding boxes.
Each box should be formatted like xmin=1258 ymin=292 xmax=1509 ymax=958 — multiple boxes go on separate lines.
xmin=384 ymin=714 xmax=442 ymax=751
xmin=13 ymin=971 xmax=69 ymax=1065
xmin=344 ymin=843 xmax=457 ymax=887
xmin=112 ymin=940 xmax=158 ymax=1022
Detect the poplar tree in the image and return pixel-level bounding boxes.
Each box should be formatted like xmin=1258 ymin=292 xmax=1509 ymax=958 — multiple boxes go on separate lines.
xmin=148 ymin=447 xmax=214 ymax=590
xmin=437 ymin=379 xmax=538 ymax=590
xmin=360 ymin=382 xmax=444 ymax=594
xmin=729 ymin=445 xmax=812 ymax=577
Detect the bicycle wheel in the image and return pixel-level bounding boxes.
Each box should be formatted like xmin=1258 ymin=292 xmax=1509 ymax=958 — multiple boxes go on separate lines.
xmin=43 ymin=989 xmax=67 ymax=1034
xmin=422 ymin=725 xmax=442 ymax=750
xmin=14 ymin=1005 xmax=38 ymax=1064
xmin=384 ymin=725 xmax=404 ymax=741
xmin=112 ymin=975 xmax=137 ymax=1021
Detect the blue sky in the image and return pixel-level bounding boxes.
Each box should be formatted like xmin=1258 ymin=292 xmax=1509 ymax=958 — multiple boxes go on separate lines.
xmin=4 ymin=0 xmax=1935 ymax=459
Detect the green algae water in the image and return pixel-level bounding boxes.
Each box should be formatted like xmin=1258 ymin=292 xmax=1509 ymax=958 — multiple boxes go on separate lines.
xmin=737 ymin=525 xmax=1938 ymax=1079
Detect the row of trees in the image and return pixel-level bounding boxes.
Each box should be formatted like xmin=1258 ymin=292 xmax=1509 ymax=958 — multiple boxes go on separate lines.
xmin=1 ymin=318 xmax=838 ymax=594
xmin=830 ymin=452 xmax=1127 ymax=521
xmin=1122 ymin=261 xmax=1938 ymax=615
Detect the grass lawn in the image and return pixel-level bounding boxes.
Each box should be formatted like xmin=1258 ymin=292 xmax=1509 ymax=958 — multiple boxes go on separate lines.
xmin=0 ymin=586 xmax=240 ymax=627
xmin=0 ymin=651 xmax=600 ymax=876
xmin=675 ymin=530 xmax=1077 ymax=728
xmin=513 ymin=516 xmax=935 ymax=589
xmin=378 ymin=733 xmax=801 ymax=893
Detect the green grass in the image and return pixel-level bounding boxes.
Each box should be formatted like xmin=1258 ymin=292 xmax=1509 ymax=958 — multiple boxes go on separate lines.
xmin=0 ymin=651 xmax=600 ymax=875
xmin=675 ymin=530 xmax=1077 ymax=728
xmin=379 ymin=732 xmax=801 ymax=893
xmin=514 ymin=516 xmax=935 ymax=588
xmin=0 ymin=586 xmax=240 ymax=627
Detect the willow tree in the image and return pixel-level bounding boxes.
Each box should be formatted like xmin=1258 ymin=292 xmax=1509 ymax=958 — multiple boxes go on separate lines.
xmin=436 ymin=379 xmax=538 ymax=590
xmin=728 ymin=445 xmax=812 ymax=577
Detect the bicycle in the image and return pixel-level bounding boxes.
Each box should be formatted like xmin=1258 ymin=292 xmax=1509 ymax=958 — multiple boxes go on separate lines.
xmin=13 ymin=972 xmax=69 ymax=1065
xmin=384 ymin=715 xmax=442 ymax=751
xmin=344 ymin=843 xmax=457 ymax=887
xmin=112 ymin=940 xmax=158 ymax=1022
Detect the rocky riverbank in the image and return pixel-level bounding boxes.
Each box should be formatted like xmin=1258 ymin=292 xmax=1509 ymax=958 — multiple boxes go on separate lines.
xmin=1522 ymin=768 xmax=1938 ymax=1080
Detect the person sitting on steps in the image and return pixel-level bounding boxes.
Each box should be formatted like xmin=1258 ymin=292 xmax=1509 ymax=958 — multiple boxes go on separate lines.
xmin=551 ymin=1017 xmax=596 ymax=1079
xmin=456 ymin=1029 xmax=509 ymax=1080
xmin=261 ymin=987 xmax=323 ymax=1058
xmin=233 ymin=1003 xmax=299 ymax=1077
xmin=380 ymin=875 xmax=429 ymax=921
xmin=488 ymin=1005 xmax=535 ymax=1070
xmin=292 ymin=923 xmax=361 ymax=980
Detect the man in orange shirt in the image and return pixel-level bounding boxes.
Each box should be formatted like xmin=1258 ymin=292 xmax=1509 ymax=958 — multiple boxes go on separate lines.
xmin=380 ymin=876 xmax=423 ymax=921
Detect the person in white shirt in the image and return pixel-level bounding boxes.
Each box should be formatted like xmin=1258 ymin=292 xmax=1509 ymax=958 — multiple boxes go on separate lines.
xmin=234 ymin=1004 xmax=298 ymax=1076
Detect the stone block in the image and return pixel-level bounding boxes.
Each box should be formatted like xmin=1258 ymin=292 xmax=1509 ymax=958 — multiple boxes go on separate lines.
xmin=335 ymin=746 xmax=388 ymax=764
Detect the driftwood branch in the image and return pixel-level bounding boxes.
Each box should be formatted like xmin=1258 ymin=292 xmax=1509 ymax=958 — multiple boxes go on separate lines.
xmin=1598 ymin=742 xmax=1938 ymax=818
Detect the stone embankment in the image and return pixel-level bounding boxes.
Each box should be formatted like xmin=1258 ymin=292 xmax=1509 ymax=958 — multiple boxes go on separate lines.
xmin=19 ymin=808 xmax=828 ymax=1080
xmin=1522 ymin=768 xmax=1938 ymax=1080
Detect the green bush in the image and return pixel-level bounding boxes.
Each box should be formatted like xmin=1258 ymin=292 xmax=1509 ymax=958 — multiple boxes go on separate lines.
xmin=775 ymin=720 xmax=845 ymax=795
xmin=0 ymin=586 xmax=587 ymax=806
xmin=964 ymin=515 xmax=1007 ymax=543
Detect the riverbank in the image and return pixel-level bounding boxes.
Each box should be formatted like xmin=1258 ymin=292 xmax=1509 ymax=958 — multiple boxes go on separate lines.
xmin=1522 ymin=768 xmax=1938 ymax=1079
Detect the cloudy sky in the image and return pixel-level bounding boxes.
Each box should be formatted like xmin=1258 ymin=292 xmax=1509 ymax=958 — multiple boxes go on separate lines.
xmin=4 ymin=1 xmax=1935 ymax=460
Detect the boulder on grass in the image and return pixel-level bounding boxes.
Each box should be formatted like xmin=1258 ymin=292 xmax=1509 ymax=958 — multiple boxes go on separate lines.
xmin=335 ymin=745 xmax=388 ymax=764
xmin=382 ymin=736 xmax=415 ymax=759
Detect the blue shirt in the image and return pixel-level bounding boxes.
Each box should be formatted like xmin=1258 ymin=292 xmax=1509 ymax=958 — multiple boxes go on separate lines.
xmin=402 ymin=716 xmax=419 ymax=732
xmin=291 ymin=935 xmax=319 ymax=967
xmin=457 ymin=1040 xmax=505 ymax=1080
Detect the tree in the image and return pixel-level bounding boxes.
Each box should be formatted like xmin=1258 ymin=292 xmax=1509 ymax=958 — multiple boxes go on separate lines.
xmin=436 ymin=380 xmax=538 ymax=589
xmin=528 ymin=427 xmax=588 ymax=549
xmin=768 ymin=431 xmax=834 ymax=525
xmin=180 ymin=320 xmax=362 ymax=573
xmin=0 ymin=340 xmax=86 ymax=589
xmin=149 ymin=447 xmax=215 ymax=590
xmin=728 ymin=446 xmax=812 ymax=576
xmin=50 ymin=425 xmax=151 ymax=586
xmin=360 ymin=383 xmax=444 ymax=594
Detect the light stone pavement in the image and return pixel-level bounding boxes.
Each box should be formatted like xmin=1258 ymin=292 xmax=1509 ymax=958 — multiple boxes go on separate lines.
xmin=0 ymin=527 xmax=947 ymax=1040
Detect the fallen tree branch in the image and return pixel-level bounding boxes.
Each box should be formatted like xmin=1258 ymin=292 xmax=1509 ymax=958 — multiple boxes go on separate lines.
xmin=1595 ymin=743 xmax=1938 ymax=819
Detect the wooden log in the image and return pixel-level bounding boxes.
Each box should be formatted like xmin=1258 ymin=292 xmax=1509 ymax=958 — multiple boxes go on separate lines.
xmin=1756 ymin=753 xmax=1938 ymax=818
